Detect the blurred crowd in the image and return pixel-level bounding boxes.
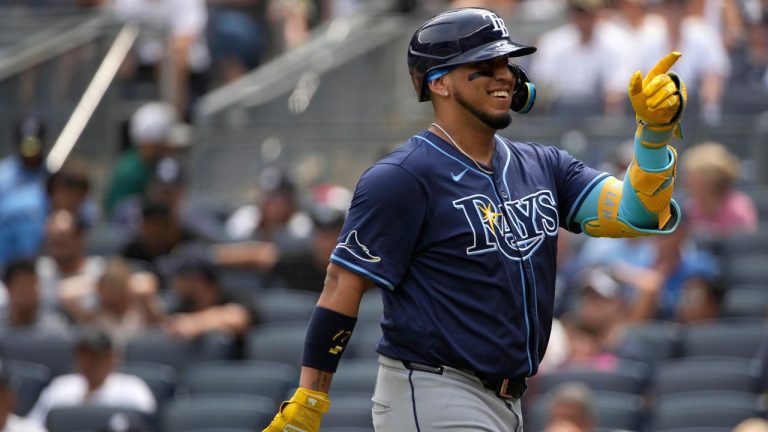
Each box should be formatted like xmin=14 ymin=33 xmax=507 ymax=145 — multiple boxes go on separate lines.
xmin=2 ymin=0 xmax=766 ymax=122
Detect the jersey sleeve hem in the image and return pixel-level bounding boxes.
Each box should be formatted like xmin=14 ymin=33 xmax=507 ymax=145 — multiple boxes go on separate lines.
xmin=565 ymin=172 xmax=610 ymax=232
xmin=330 ymin=254 xmax=395 ymax=291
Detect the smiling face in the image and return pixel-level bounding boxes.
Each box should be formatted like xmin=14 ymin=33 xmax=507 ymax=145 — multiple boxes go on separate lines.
xmin=438 ymin=55 xmax=516 ymax=130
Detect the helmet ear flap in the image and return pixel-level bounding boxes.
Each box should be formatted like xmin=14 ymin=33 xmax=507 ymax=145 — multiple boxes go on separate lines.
xmin=509 ymin=63 xmax=536 ymax=114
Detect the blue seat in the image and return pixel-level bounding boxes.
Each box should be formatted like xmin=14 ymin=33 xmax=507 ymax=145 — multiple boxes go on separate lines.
xmin=330 ymin=358 xmax=378 ymax=397
xmin=535 ymin=360 xmax=651 ymax=396
xmin=625 ymin=320 xmax=682 ymax=361
xmin=182 ymin=360 xmax=297 ymax=403
xmin=162 ymin=395 xmax=275 ymax=431
xmin=258 ymin=289 xmax=318 ymax=323
xmin=652 ymin=391 xmax=763 ymax=430
xmin=0 ymin=329 xmax=74 ymax=377
xmin=322 ymin=395 xmax=374 ymax=429
xmin=4 ymin=359 xmax=50 ymax=416
xmin=680 ymin=322 xmax=767 ymax=359
xmin=653 ymin=357 xmax=762 ymax=396
xmin=246 ymin=322 xmax=308 ymax=364
xmin=124 ymin=330 xmax=235 ymax=372
xmin=45 ymin=405 xmax=149 ymax=432
xmin=119 ymin=361 xmax=178 ymax=408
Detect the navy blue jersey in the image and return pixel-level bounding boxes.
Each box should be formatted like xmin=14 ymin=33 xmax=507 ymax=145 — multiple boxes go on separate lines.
xmin=331 ymin=130 xmax=607 ymax=380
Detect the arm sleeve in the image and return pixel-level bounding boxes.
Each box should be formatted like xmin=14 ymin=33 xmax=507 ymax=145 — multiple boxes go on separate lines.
xmin=330 ymin=163 xmax=427 ymax=290
xmin=573 ymin=128 xmax=679 ymax=232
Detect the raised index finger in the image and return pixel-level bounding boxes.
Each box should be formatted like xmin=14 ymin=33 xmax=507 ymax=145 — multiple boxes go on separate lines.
xmin=643 ymin=51 xmax=682 ymax=87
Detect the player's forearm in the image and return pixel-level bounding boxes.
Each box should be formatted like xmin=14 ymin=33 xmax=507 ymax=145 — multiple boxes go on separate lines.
xmin=299 ymin=367 xmax=334 ymax=393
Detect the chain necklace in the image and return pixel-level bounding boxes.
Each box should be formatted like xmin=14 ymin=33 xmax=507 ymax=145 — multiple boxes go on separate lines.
xmin=429 ymin=122 xmax=494 ymax=175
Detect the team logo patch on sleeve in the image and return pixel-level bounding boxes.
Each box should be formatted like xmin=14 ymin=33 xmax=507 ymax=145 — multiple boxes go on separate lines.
xmin=336 ymin=231 xmax=381 ymax=263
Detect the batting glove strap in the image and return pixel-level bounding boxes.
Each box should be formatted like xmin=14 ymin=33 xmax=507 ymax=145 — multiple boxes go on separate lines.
xmin=263 ymin=388 xmax=331 ymax=432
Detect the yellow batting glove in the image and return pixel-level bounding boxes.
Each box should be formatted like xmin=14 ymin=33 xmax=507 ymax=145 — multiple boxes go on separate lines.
xmin=263 ymin=387 xmax=331 ymax=432
xmin=629 ymin=52 xmax=687 ymax=135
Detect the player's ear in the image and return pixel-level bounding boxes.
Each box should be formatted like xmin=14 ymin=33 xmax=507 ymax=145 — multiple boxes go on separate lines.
xmin=428 ymin=77 xmax=450 ymax=99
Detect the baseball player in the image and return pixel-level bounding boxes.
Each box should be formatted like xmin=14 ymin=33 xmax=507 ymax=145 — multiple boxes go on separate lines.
xmin=264 ymin=7 xmax=686 ymax=432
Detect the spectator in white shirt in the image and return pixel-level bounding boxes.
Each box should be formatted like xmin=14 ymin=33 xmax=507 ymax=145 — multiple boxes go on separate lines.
xmin=27 ymin=328 xmax=156 ymax=427
xmin=531 ymin=0 xmax=630 ymax=116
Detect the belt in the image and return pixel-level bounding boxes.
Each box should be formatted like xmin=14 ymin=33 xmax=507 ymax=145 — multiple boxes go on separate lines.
xmin=401 ymin=360 xmax=527 ymax=400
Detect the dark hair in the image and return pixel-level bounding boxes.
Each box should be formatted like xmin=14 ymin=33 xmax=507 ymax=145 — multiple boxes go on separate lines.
xmin=141 ymin=200 xmax=172 ymax=220
xmin=75 ymin=327 xmax=113 ymax=353
xmin=172 ymin=254 xmax=219 ymax=285
xmin=688 ymin=275 xmax=727 ymax=306
xmin=2 ymin=259 xmax=36 ymax=285
xmin=46 ymin=167 xmax=91 ymax=196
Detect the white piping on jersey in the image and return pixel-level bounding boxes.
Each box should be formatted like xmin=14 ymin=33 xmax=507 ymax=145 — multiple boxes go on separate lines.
xmin=497 ymin=136 xmax=535 ymax=376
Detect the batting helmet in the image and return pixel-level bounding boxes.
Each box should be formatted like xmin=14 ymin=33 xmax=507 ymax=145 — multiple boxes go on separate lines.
xmin=408 ymin=8 xmax=537 ymax=106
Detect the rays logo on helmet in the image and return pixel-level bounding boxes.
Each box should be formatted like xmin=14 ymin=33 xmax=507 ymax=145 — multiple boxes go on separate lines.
xmin=336 ymin=231 xmax=381 ymax=263
xmin=481 ymin=11 xmax=509 ymax=38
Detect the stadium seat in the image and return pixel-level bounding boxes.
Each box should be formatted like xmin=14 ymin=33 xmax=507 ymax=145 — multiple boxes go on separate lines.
xmin=524 ymin=390 xmax=646 ymax=432
xmin=534 ymin=360 xmax=651 ymax=396
xmin=680 ymin=321 xmax=768 ymax=359
xmin=322 ymin=395 xmax=374 ymax=429
xmin=625 ymin=321 xmax=682 ymax=361
xmin=124 ymin=330 xmax=235 ymax=372
xmin=324 ymin=428 xmax=375 ymax=432
xmin=45 ymin=405 xmax=149 ymax=432
xmin=3 ymin=359 xmax=50 ymax=416
xmin=346 ymin=323 xmax=382 ymax=360
xmin=721 ymin=254 xmax=768 ymax=286
xmin=358 ymin=291 xmax=383 ymax=324
xmin=0 ymin=329 xmax=75 ymax=377
xmin=330 ymin=358 xmax=379 ymax=396
xmin=652 ymin=391 xmax=763 ymax=430
xmin=657 ymin=428 xmax=733 ymax=432
xmin=653 ymin=357 xmax=762 ymax=396
xmin=723 ymin=285 xmax=768 ymax=318
xmin=181 ymin=360 xmax=297 ymax=403
xmin=218 ymin=267 xmax=267 ymax=301
xmin=258 ymin=289 xmax=318 ymax=323
xmin=246 ymin=321 xmax=308 ymax=364
xmin=119 ymin=361 xmax=178 ymax=408
xmin=84 ymin=224 xmax=131 ymax=256
xmin=162 ymin=395 xmax=275 ymax=432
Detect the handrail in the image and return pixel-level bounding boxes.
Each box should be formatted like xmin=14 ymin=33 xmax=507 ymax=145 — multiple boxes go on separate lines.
xmin=0 ymin=12 xmax=112 ymax=81
xmin=46 ymin=24 xmax=139 ymax=173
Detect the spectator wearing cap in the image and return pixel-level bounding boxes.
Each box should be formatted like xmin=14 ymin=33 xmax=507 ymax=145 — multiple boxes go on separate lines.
xmin=104 ymin=102 xmax=180 ymax=218
xmin=162 ymin=255 xmax=258 ymax=344
xmin=27 ymin=328 xmax=156 ymax=427
xmin=0 ymin=117 xmax=50 ymax=265
xmin=60 ymin=258 xmax=162 ymax=351
xmin=0 ymin=116 xmax=48 ymax=196
xmin=266 ymin=184 xmax=352 ymax=291
xmin=571 ymin=267 xmax=653 ymax=366
xmin=0 ymin=360 xmax=47 ymax=432
xmin=111 ymin=157 xmax=226 ymax=242
xmin=120 ymin=200 xmax=201 ymax=274
xmin=36 ymin=210 xmax=105 ymax=313
xmin=225 ymin=166 xmax=299 ymax=242
xmin=0 ymin=259 xmax=68 ymax=333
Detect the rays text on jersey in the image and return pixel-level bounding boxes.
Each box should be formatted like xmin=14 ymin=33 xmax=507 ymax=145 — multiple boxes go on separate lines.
xmin=453 ymin=190 xmax=559 ymax=260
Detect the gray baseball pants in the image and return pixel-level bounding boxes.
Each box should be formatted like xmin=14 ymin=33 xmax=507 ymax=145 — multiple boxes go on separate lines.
xmin=371 ymin=355 xmax=524 ymax=432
